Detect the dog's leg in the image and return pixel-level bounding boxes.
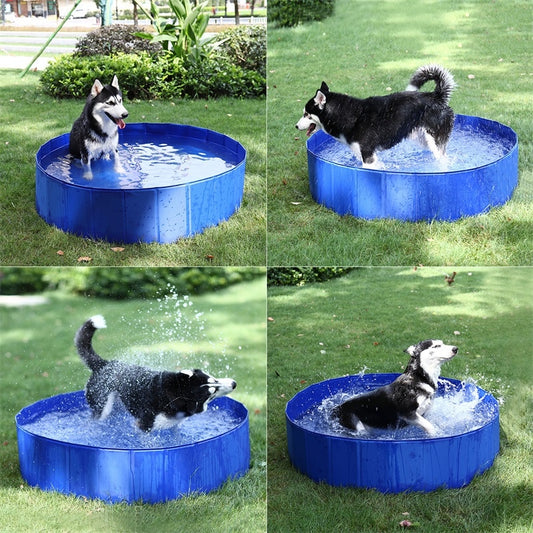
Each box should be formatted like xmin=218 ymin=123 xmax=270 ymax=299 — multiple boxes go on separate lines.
xmin=403 ymin=413 xmax=436 ymax=435
xmin=112 ymin=149 xmax=125 ymax=174
xmin=359 ymin=145 xmax=382 ymax=169
xmin=81 ymin=156 xmax=93 ymax=180
xmin=424 ymin=132 xmax=447 ymax=160
xmin=87 ymin=390 xmax=115 ymax=421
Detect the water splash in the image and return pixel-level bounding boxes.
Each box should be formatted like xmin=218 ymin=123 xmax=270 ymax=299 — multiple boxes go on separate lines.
xmin=20 ymin=400 xmax=241 ymax=449
xmin=314 ymin=124 xmax=514 ymax=173
xmin=295 ymin=378 xmax=498 ymax=440
xmin=116 ymin=288 xmax=234 ymax=375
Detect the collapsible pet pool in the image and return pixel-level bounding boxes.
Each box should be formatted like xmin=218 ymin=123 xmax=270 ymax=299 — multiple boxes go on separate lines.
xmin=307 ymin=115 xmax=518 ymax=221
xmin=16 ymin=391 xmax=250 ymax=503
xmin=286 ymin=374 xmax=499 ymax=493
xmin=35 ymin=124 xmax=246 ymax=243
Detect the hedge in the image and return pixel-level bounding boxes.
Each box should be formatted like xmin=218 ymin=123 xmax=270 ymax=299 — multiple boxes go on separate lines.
xmin=0 ymin=268 xmax=265 ymax=299
xmin=269 ymin=0 xmax=336 ymax=27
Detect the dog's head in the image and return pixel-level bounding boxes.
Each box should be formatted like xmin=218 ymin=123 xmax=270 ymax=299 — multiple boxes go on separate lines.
xmin=163 ymin=369 xmax=236 ymax=415
xmin=89 ymin=75 xmax=129 ymax=130
xmin=295 ymin=81 xmax=329 ymax=136
xmin=405 ymin=339 xmax=458 ymax=384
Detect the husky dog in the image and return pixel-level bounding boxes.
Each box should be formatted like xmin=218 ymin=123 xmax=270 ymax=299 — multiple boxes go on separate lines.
xmin=296 ymin=65 xmax=456 ymax=168
xmin=331 ymin=340 xmax=458 ymax=435
xmin=69 ymin=75 xmax=129 ymax=168
xmin=75 ymin=315 xmax=237 ymax=432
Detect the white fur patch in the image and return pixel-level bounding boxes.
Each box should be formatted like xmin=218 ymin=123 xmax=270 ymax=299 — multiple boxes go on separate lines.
xmin=98 ymin=391 xmax=116 ymax=420
xmin=152 ymin=412 xmax=186 ymax=430
xmin=180 ymin=369 xmax=193 ymax=377
xmin=90 ymin=315 xmax=107 ymax=329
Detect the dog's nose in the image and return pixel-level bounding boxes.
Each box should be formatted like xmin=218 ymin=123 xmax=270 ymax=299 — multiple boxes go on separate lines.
xmin=452 ymin=346 xmax=458 ymax=354
xmin=231 ymin=380 xmax=237 ymax=390
xmin=122 ymin=111 xmax=129 ymax=119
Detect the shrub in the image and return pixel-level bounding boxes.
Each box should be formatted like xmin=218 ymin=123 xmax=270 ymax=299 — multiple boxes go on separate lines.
xmin=74 ymin=24 xmax=162 ymax=57
xmin=267 ymin=267 xmax=354 ymax=286
xmin=269 ymin=0 xmax=335 ymax=27
xmin=216 ymin=25 xmax=266 ymax=77
xmin=0 ymin=268 xmax=47 ymax=294
xmin=39 ymin=53 xmax=163 ymax=100
xmin=40 ymin=52 xmax=265 ymax=100
xmin=0 ymin=268 xmax=265 ymax=299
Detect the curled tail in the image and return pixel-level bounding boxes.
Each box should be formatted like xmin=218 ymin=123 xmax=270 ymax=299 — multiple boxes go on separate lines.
xmin=406 ymin=64 xmax=456 ymax=105
xmin=75 ymin=315 xmax=107 ymax=372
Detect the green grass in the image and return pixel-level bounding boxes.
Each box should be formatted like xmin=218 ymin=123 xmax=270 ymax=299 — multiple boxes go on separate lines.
xmin=267 ymin=0 xmax=533 ymax=265
xmin=0 ymin=70 xmax=266 ymax=266
xmin=267 ymin=268 xmax=532 ymax=532
xmin=0 ymin=275 xmax=266 ymax=533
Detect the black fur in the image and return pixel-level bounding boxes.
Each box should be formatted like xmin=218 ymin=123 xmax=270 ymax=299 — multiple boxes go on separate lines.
xmin=75 ymin=316 xmax=236 ymax=432
xmin=297 ymin=65 xmax=456 ymax=166
xmin=69 ymin=76 xmax=128 ymax=164
xmin=331 ymin=339 xmax=458 ymax=434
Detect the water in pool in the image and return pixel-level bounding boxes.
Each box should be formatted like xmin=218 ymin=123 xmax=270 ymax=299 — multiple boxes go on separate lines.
xmin=42 ymin=138 xmax=238 ymax=189
xmin=294 ymin=379 xmax=498 ymax=440
xmin=313 ymin=124 xmax=514 ymax=173
xmin=20 ymin=399 xmax=241 ymax=449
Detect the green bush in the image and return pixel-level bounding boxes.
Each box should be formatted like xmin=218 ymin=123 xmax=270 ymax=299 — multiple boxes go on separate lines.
xmin=267 ymin=267 xmax=354 ymax=286
xmin=40 ymin=21 xmax=266 ymax=100
xmin=269 ymin=0 xmax=335 ymax=27
xmin=217 ymin=25 xmax=266 ymax=77
xmin=74 ymin=24 xmax=162 ymax=56
xmin=0 ymin=268 xmax=47 ymax=294
xmin=0 ymin=268 xmax=265 ymax=299
xmin=40 ymin=52 xmax=163 ymax=100
xmin=40 ymin=52 xmax=265 ymax=100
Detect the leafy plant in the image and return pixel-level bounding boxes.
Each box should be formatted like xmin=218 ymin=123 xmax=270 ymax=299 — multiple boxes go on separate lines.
xmin=40 ymin=51 xmax=265 ymax=100
xmin=269 ymin=0 xmax=336 ymax=27
xmin=74 ymin=24 xmax=162 ymax=56
xmin=133 ymin=0 xmax=212 ymax=62
xmin=217 ymin=25 xmax=266 ymax=77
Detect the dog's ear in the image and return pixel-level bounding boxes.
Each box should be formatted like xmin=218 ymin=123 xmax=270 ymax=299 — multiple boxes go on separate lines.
xmin=320 ymin=81 xmax=329 ymax=93
xmin=91 ymin=79 xmax=104 ymax=97
xmin=314 ymin=90 xmax=327 ymax=110
xmin=404 ymin=345 xmax=417 ymax=356
xmin=111 ymin=75 xmax=120 ymax=91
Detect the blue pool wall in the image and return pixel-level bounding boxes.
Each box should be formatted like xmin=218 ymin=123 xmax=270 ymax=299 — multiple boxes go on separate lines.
xmin=16 ymin=391 xmax=250 ymax=503
xmin=307 ymin=115 xmax=518 ymax=222
xmin=35 ymin=124 xmax=246 ymax=244
xmin=286 ymin=374 xmax=499 ymax=493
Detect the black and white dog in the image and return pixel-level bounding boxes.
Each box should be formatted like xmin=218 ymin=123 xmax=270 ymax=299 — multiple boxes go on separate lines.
xmin=332 ymin=340 xmax=458 ymax=435
xmin=296 ymin=64 xmax=456 ymax=168
xmin=75 ymin=315 xmax=236 ymax=432
xmin=69 ymin=75 xmax=129 ymax=169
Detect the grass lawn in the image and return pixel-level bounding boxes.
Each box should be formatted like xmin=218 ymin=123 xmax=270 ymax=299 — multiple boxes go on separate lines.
xmin=0 ymin=70 xmax=266 ymax=266
xmin=0 ymin=275 xmax=266 ymax=533
xmin=267 ymin=0 xmax=533 ymax=265
xmin=267 ymin=268 xmax=532 ymax=532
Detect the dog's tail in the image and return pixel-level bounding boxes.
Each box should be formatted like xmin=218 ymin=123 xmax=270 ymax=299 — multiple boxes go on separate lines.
xmin=75 ymin=315 xmax=107 ymax=372
xmin=406 ymin=64 xmax=456 ymax=105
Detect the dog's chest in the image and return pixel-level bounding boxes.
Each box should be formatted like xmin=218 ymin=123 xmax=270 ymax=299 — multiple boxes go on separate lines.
xmin=416 ymin=383 xmax=435 ymax=414
xmin=85 ymin=129 xmax=118 ymax=159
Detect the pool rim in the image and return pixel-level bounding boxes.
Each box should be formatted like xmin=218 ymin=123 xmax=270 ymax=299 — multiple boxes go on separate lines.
xmin=15 ymin=390 xmax=248 ymax=453
xmin=286 ymin=373 xmax=499 ymax=444
xmin=35 ymin=122 xmax=247 ymax=192
xmin=306 ymin=113 xmax=518 ymax=176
